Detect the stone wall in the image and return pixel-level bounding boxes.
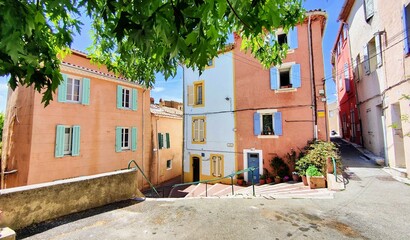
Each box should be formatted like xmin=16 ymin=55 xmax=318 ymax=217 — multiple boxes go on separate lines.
xmin=0 ymin=169 xmax=144 ymax=230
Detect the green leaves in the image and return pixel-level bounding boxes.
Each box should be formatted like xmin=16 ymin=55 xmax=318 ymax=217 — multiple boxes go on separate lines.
xmin=1 ymin=0 xmax=305 ymax=106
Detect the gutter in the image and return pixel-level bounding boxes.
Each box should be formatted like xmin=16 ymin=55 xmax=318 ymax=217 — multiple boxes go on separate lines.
xmin=307 ymin=15 xmax=318 ymax=140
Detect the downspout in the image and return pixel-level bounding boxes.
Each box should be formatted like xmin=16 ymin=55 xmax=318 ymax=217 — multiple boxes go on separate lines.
xmin=323 ymin=78 xmax=329 ymax=141
xmin=156 ymin=116 xmax=160 ymax=185
xmin=181 ymin=65 xmax=186 ymax=183
xmin=308 ymin=15 xmax=318 ymax=140
xmin=141 ymin=89 xmax=146 ymax=189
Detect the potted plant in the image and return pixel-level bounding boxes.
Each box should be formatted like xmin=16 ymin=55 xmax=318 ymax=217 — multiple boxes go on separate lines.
xmin=259 ymin=174 xmax=266 ymax=185
xmin=274 ymin=175 xmax=281 ymax=184
xmin=283 ymin=175 xmax=290 ymax=182
xmin=266 ymin=174 xmax=273 ymax=184
xmin=306 ymin=165 xmax=326 ymax=189
xmin=237 ymin=174 xmax=244 ymax=186
xmin=292 ymin=172 xmax=299 ymax=182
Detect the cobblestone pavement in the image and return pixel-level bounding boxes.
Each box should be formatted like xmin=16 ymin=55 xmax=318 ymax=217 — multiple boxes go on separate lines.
xmin=17 ymin=138 xmax=410 ymax=240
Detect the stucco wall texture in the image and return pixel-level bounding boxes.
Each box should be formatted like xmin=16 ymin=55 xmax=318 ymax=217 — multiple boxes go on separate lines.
xmin=0 ymin=169 xmax=143 ymax=230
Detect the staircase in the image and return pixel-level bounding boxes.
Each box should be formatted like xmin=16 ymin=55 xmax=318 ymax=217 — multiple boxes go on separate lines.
xmin=174 ymin=182 xmax=335 ymax=199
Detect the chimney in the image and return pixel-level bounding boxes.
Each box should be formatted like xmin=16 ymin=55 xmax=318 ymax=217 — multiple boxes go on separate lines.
xmin=150 ymin=97 xmax=154 ymax=104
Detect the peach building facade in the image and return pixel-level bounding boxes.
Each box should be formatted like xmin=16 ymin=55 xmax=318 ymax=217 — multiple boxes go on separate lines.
xmin=1 ymin=51 xmax=151 ymax=189
xmin=234 ymin=11 xmax=328 ymax=183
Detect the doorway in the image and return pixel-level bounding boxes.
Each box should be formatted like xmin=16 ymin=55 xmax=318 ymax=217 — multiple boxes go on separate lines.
xmin=247 ymin=153 xmax=260 ymax=183
xmin=391 ymin=103 xmax=406 ymax=168
xmin=192 ymin=156 xmax=200 ymax=182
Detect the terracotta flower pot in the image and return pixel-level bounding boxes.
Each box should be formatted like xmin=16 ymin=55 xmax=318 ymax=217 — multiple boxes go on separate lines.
xmin=301 ymin=175 xmax=308 ymax=186
xmin=307 ymin=176 xmax=326 ymax=189
xmin=292 ymin=174 xmax=299 ymax=182
xmin=274 ymin=177 xmax=281 ymax=184
xmin=266 ymin=178 xmax=273 ymax=184
xmin=327 ymin=157 xmax=334 ymax=174
xmin=259 ymin=179 xmax=266 ymax=185
xmin=237 ymin=179 xmax=244 ymax=186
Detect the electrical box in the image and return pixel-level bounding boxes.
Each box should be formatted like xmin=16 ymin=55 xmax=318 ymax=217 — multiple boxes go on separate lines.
xmin=318 ymin=89 xmax=325 ymax=95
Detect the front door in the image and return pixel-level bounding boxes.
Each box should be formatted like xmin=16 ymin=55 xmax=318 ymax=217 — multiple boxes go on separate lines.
xmin=247 ymin=153 xmax=259 ymax=184
xmin=192 ymin=156 xmax=200 ymax=182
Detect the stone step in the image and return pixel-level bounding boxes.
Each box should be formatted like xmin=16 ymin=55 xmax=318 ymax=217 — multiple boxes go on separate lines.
xmin=327 ymin=173 xmax=345 ymax=191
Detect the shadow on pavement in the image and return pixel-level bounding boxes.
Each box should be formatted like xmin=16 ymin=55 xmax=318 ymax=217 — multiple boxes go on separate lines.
xmin=16 ymin=199 xmax=142 ymax=239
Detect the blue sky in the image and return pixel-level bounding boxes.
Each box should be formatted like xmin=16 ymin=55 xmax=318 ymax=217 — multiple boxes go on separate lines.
xmin=0 ymin=0 xmax=343 ymax=112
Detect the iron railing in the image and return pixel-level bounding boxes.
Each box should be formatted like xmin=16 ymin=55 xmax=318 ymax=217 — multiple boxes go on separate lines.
xmin=128 ymin=160 xmax=161 ymax=197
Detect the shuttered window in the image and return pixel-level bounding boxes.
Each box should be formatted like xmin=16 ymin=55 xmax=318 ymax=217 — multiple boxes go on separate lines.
xmin=116 ymin=127 xmax=137 ymax=152
xmin=157 ymin=133 xmax=170 ymax=149
xmin=211 ymin=154 xmax=224 ymax=177
xmin=55 ymin=125 xmax=80 ymax=158
xmin=364 ymin=0 xmax=374 ymax=21
xmin=270 ymin=63 xmax=301 ymax=90
xmin=58 ymin=74 xmax=90 ymax=105
xmin=192 ymin=117 xmax=206 ymax=143
xmin=117 ymin=85 xmax=138 ymax=110
xmin=253 ymin=111 xmax=283 ymax=137
xmin=403 ymin=5 xmax=410 ymax=55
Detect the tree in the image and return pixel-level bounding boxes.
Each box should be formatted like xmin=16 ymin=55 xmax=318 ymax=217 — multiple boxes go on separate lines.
xmin=0 ymin=0 xmax=304 ymax=106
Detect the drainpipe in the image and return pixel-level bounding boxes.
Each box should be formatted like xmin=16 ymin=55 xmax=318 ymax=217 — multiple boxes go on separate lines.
xmin=155 ymin=116 xmax=160 ymax=185
xmin=308 ymin=15 xmax=318 ymax=140
xmin=141 ymin=89 xmax=146 ymax=189
xmin=323 ymin=78 xmax=329 ymax=141
xmin=181 ymin=65 xmax=186 ymax=183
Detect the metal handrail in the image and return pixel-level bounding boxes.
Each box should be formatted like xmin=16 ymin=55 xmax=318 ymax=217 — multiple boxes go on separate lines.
xmin=331 ymin=157 xmax=337 ymax=182
xmin=169 ymin=167 xmax=258 ymax=198
xmin=128 ymin=160 xmax=161 ymax=197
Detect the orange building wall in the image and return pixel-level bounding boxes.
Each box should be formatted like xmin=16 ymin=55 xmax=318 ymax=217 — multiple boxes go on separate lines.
xmin=234 ymin=14 xmax=327 ymax=172
xmin=4 ymin=53 xmax=151 ymax=188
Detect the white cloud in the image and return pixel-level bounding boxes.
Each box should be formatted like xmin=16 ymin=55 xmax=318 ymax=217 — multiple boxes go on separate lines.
xmin=152 ymin=87 xmax=165 ymax=93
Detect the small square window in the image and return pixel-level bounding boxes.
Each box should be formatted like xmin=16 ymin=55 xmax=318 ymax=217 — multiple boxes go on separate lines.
xmin=277 ymin=33 xmax=287 ymax=45
xmin=64 ymin=127 xmax=73 ymax=155
xmin=279 ymin=69 xmax=291 ymax=88
xmin=122 ymin=88 xmax=131 ymax=108
xmin=262 ymin=114 xmax=274 ymax=135
xmin=166 ymin=159 xmax=172 ymax=170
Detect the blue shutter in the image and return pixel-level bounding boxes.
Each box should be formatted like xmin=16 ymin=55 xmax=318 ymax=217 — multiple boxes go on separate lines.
xmin=166 ymin=133 xmax=170 ymax=148
xmin=72 ymin=126 xmax=81 ymax=156
xmin=274 ymin=112 xmax=283 ymax=136
xmin=253 ymin=113 xmax=261 ymax=136
xmin=81 ymin=78 xmax=90 ymax=105
xmin=132 ymin=89 xmax=138 ymax=111
xmin=55 ymin=125 xmax=65 ymax=157
xmin=403 ymin=5 xmax=410 ymax=55
xmin=363 ymin=45 xmax=370 ymax=75
xmin=269 ymin=33 xmax=277 ymax=46
xmin=288 ymin=27 xmax=298 ymax=49
xmin=115 ymin=127 xmax=122 ymax=152
xmin=291 ymin=64 xmax=301 ymax=88
xmin=131 ymin=127 xmax=137 ymax=151
xmin=270 ymin=67 xmax=279 ymax=90
xmin=158 ymin=133 xmax=163 ymax=149
xmin=117 ymin=86 xmax=123 ymax=109
xmin=345 ymin=78 xmax=350 ymax=92
xmin=57 ymin=74 xmax=67 ymax=102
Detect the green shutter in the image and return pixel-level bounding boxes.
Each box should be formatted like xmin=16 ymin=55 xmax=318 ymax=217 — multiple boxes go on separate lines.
xmin=55 ymin=125 xmax=65 ymax=157
xmin=132 ymin=89 xmax=138 ymax=111
xmin=158 ymin=133 xmax=163 ymax=149
xmin=81 ymin=78 xmax=90 ymax=105
xmin=58 ymin=74 xmax=68 ymax=102
xmin=166 ymin=133 xmax=170 ymax=149
xmin=117 ymin=85 xmax=123 ymax=109
xmin=72 ymin=126 xmax=81 ymax=156
xmin=131 ymin=127 xmax=137 ymax=151
xmin=115 ymin=127 xmax=122 ymax=152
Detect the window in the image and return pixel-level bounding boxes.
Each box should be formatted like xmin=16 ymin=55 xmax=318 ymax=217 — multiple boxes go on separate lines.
xmin=158 ymin=132 xmax=170 ymax=149
xmin=277 ymin=33 xmax=287 ymax=45
xmin=66 ymin=77 xmax=81 ymax=102
xmin=116 ymin=127 xmax=137 ymax=152
xmin=188 ymin=81 xmax=205 ymax=107
xmin=353 ymin=54 xmax=361 ymax=81
xmin=166 ymin=160 xmax=172 ymax=170
xmin=210 ymin=154 xmax=223 ymax=177
xmin=192 ymin=117 xmax=206 ymax=143
xmin=364 ymin=0 xmax=374 ymax=21
xmin=253 ymin=111 xmax=282 ymax=137
xmin=272 ymin=27 xmax=298 ymax=49
xmin=343 ymin=24 xmax=348 ymax=40
xmin=205 ymin=59 xmax=214 ymax=68
xmin=55 ymin=125 xmax=80 ymax=157
xmin=270 ymin=63 xmax=301 ymax=90
xmin=363 ymin=34 xmax=382 ymax=75
xmin=403 ymin=4 xmax=410 ymax=55
xmin=117 ymin=86 xmax=138 ymax=110
xmin=344 ymin=63 xmax=350 ymax=92
xmin=58 ymin=74 xmax=90 ymax=105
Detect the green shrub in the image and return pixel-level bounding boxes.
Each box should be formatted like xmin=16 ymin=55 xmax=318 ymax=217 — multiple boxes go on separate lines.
xmin=306 ymin=165 xmax=322 ymax=177
xmin=270 ymin=155 xmax=289 ymax=178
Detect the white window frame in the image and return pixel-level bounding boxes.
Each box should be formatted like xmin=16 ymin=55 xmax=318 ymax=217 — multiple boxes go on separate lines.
xmin=274 ymin=62 xmax=297 ymax=92
xmin=121 ymin=127 xmax=130 ymax=150
xmin=66 ymin=77 xmax=81 ymax=102
xmin=166 ymin=159 xmax=172 ymax=170
xmin=122 ymin=88 xmax=131 ymax=109
xmin=257 ymin=109 xmax=279 ymax=139
xmin=63 ymin=126 xmax=73 ymax=155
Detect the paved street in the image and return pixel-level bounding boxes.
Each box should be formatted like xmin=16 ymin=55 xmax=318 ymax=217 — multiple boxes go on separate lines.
xmin=17 ymin=138 xmax=410 ymax=240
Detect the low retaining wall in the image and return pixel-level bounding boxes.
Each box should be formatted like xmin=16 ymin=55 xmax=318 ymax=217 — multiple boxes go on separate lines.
xmin=0 ymin=169 xmax=144 ymax=230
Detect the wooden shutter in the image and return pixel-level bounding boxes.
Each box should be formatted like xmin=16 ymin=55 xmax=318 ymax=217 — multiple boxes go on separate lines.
xmin=81 ymin=78 xmax=90 ymax=105
xmin=115 ymin=127 xmax=122 ymax=152
xmin=131 ymin=127 xmax=137 ymax=151
xmin=117 ymin=86 xmax=123 ymax=109
xmin=375 ymin=33 xmax=382 ymax=67
xmin=58 ymin=74 xmax=68 ymax=102
xmin=199 ymin=119 xmax=205 ymax=142
xmin=132 ymin=89 xmax=138 ymax=111
xmin=253 ymin=113 xmax=261 ymax=136
xmin=158 ymin=133 xmax=163 ymax=149
xmin=274 ymin=112 xmax=283 ymax=136
xmin=363 ymin=45 xmax=370 ymax=75
xmin=187 ymin=85 xmax=194 ymax=106
xmin=166 ymin=133 xmax=170 ymax=149
xmin=291 ymin=64 xmax=301 ymax=88
xmin=288 ymin=27 xmax=298 ymax=49
xmin=270 ymin=67 xmax=279 ymax=90
xmin=365 ymin=0 xmax=374 ymax=20
xmin=72 ymin=126 xmax=81 ymax=156
xmin=55 ymin=125 xmax=65 ymax=157
xmin=403 ymin=5 xmax=410 ymax=55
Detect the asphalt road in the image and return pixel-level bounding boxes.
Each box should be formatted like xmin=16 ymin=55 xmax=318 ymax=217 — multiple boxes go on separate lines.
xmin=17 ymin=138 xmax=410 ymax=240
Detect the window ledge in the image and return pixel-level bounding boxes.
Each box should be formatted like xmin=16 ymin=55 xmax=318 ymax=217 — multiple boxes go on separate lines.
xmin=275 ymin=88 xmax=297 ymax=93
xmin=258 ymin=135 xmax=279 ymax=139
